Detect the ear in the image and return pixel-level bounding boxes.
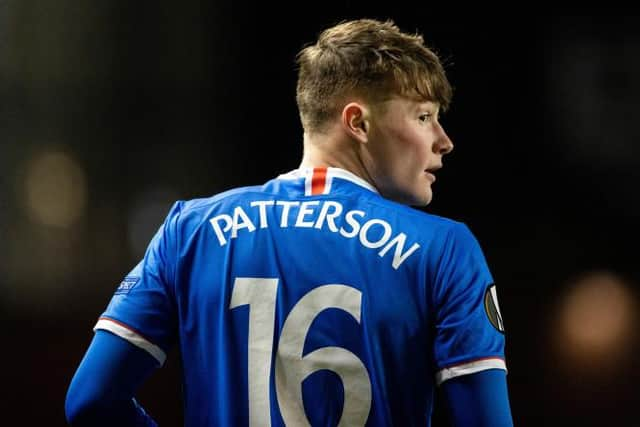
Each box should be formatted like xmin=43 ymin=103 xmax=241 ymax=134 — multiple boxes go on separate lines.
xmin=341 ymin=102 xmax=370 ymax=143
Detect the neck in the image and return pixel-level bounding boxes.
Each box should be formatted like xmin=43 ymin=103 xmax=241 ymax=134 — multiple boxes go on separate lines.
xmin=299 ymin=130 xmax=377 ymax=190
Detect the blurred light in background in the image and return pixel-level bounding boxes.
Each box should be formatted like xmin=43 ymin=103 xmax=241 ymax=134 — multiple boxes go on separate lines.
xmin=24 ymin=149 xmax=87 ymax=228
xmin=127 ymin=188 xmax=179 ymax=259
xmin=554 ymin=271 xmax=636 ymax=373
xmin=0 ymin=148 xmax=89 ymax=310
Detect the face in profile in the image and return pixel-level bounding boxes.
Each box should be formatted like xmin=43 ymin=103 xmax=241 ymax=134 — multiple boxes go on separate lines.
xmin=363 ymin=97 xmax=454 ymax=206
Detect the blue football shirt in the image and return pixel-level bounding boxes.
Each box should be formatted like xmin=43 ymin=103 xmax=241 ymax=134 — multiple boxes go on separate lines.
xmin=95 ymin=167 xmax=507 ymax=426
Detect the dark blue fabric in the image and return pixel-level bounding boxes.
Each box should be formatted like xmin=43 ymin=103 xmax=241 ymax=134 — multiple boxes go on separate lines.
xmin=442 ymin=369 xmax=513 ymax=427
xmin=65 ymin=330 xmax=158 ymax=426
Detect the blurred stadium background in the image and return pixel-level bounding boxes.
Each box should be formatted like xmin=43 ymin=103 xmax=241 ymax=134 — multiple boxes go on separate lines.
xmin=1 ymin=3 xmax=639 ymax=425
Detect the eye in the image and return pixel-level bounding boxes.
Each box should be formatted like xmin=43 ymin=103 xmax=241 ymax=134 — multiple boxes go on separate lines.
xmin=419 ymin=113 xmax=434 ymax=123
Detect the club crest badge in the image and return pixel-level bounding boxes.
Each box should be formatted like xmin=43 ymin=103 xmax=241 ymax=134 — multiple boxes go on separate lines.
xmin=484 ymin=284 xmax=505 ymax=333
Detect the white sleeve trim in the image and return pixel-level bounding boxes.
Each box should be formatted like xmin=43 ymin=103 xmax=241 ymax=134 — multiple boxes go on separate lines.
xmin=436 ymin=357 xmax=507 ymax=386
xmin=94 ymin=318 xmax=166 ymax=365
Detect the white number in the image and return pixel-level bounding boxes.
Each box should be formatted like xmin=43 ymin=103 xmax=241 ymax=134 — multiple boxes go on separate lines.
xmin=230 ymin=278 xmax=372 ymax=427
xmin=276 ymin=284 xmax=372 ymax=426
xmin=229 ymin=277 xmax=279 ymax=427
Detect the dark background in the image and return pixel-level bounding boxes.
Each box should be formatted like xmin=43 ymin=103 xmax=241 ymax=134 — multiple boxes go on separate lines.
xmin=1 ymin=3 xmax=639 ymax=425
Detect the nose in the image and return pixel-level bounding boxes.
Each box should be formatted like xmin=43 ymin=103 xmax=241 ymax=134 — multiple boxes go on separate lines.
xmin=433 ymin=124 xmax=454 ymax=155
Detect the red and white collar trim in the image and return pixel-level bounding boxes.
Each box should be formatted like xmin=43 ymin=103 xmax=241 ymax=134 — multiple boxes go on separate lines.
xmin=277 ymin=167 xmax=379 ymax=196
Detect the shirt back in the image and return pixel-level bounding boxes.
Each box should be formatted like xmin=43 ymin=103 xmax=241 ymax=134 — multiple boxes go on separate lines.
xmin=96 ymin=167 xmax=506 ymax=426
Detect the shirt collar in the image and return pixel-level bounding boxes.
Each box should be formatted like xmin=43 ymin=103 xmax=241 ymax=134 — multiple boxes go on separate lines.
xmin=276 ymin=167 xmax=379 ymax=194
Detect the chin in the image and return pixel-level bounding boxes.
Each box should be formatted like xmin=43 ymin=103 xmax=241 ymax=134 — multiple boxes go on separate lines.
xmin=412 ymin=186 xmax=433 ymax=207
xmin=382 ymin=183 xmax=432 ymax=206
xmin=404 ymin=191 xmax=432 ymax=207
xmin=416 ymin=194 xmax=432 ymax=207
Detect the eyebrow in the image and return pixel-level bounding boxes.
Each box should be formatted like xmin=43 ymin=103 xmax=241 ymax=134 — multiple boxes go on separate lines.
xmin=415 ymin=102 xmax=439 ymax=113
xmin=418 ymin=100 xmax=438 ymax=108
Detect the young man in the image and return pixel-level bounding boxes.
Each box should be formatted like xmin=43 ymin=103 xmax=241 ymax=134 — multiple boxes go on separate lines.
xmin=66 ymin=19 xmax=513 ymax=426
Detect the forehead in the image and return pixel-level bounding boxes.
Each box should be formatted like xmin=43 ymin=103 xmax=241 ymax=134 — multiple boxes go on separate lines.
xmin=377 ymin=97 xmax=440 ymax=113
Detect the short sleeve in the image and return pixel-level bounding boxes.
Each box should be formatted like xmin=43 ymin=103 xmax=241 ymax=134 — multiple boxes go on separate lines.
xmin=430 ymin=222 xmax=507 ymax=385
xmin=94 ymin=201 xmax=182 ymax=366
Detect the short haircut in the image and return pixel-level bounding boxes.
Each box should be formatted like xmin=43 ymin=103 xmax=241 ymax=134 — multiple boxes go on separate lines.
xmin=296 ymin=19 xmax=453 ymax=133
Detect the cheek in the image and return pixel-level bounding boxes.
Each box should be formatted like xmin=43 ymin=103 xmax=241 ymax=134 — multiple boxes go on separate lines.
xmin=373 ymin=121 xmax=428 ymax=175
xmin=392 ymin=128 xmax=430 ymax=167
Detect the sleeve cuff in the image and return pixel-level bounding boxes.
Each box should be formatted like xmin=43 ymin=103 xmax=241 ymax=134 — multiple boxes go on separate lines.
xmin=94 ymin=317 xmax=167 ymax=365
xmin=436 ymin=357 xmax=506 ymax=386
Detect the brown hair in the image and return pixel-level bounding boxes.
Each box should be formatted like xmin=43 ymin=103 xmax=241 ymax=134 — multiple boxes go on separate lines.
xmin=296 ymin=19 xmax=453 ymax=133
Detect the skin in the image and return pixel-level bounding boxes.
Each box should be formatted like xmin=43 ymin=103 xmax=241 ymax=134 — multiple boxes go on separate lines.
xmin=299 ymin=96 xmax=454 ymax=206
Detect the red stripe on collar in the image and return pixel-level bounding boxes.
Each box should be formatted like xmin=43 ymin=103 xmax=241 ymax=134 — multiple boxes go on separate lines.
xmin=310 ymin=167 xmax=327 ymax=195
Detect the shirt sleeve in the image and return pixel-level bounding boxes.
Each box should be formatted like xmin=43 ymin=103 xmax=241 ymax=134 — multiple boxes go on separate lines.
xmin=430 ymin=222 xmax=507 ymax=385
xmin=94 ymin=201 xmax=182 ymax=366
xmin=65 ymin=330 xmax=160 ymax=426
xmin=441 ymin=370 xmax=513 ymax=427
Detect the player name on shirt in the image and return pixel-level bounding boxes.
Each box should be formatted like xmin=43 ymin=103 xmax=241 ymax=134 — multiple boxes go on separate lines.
xmin=209 ymin=199 xmax=421 ymax=270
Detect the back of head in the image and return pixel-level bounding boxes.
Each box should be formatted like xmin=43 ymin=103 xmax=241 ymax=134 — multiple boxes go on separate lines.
xmin=296 ymin=19 xmax=452 ymax=134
